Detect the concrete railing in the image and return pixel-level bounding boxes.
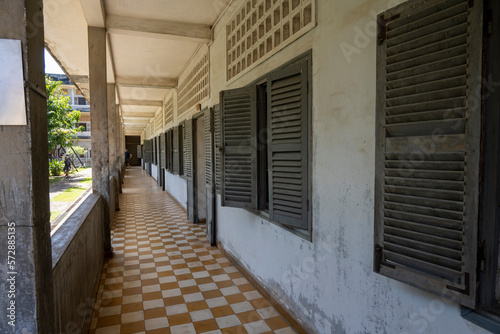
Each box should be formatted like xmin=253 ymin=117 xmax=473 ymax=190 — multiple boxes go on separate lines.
xmin=51 ymin=194 xmax=104 ymax=333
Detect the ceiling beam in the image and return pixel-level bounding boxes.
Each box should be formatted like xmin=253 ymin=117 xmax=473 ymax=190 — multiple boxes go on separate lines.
xmin=116 ymin=76 xmax=176 ymax=89
xmin=120 ymin=99 xmax=163 ymax=107
xmin=106 ymin=15 xmax=211 ymax=43
xmin=123 ymin=118 xmax=151 ymax=123
xmin=121 ymin=112 xmax=155 ymax=118
xmin=80 ymin=0 xmax=105 ymax=27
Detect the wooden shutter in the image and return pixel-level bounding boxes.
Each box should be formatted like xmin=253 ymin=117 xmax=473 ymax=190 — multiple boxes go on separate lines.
xmin=214 ymin=104 xmax=222 ymax=194
xmin=173 ymin=127 xmax=180 ymax=174
xmin=143 ymin=139 xmax=152 ymax=163
xmin=205 ymin=108 xmax=216 ymax=245
xmin=184 ymin=119 xmax=195 ymax=222
xmin=160 ymin=132 xmax=166 ymax=168
xmin=221 ymin=86 xmax=258 ymax=208
xmin=136 ymin=145 xmax=142 ymax=159
xmin=166 ymin=130 xmax=172 ymax=172
xmin=267 ymin=61 xmax=310 ymax=230
xmin=374 ymin=0 xmax=482 ymax=308
xmin=205 ymin=108 xmax=214 ymax=186
xmin=183 ymin=119 xmax=193 ymax=180
xmin=152 ymin=136 xmax=157 ymax=165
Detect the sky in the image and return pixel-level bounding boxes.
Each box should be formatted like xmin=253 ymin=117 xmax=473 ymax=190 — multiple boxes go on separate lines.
xmin=44 ymin=49 xmax=64 ymax=74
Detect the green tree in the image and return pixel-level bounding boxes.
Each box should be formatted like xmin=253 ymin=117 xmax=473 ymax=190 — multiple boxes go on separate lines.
xmin=46 ymin=76 xmax=84 ymax=152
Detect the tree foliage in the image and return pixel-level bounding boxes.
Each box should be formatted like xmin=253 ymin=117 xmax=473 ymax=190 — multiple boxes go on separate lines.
xmin=46 ymin=76 xmax=83 ymax=151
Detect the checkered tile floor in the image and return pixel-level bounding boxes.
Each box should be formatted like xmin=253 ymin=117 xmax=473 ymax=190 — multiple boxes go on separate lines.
xmin=88 ymin=167 xmax=297 ymax=334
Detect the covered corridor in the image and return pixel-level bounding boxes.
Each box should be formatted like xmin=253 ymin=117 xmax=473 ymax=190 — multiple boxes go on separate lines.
xmin=89 ymin=167 xmax=297 ymax=334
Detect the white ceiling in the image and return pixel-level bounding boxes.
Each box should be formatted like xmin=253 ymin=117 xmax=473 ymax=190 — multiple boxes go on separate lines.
xmin=43 ymin=0 xmax=232 ymax=136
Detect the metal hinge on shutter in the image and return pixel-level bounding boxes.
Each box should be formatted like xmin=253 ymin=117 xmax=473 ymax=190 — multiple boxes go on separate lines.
xmin=377 ymin=14 xmax=400 ymax=45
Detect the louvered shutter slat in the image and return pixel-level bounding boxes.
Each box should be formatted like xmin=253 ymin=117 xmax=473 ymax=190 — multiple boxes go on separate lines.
xmin=143 ymin=139 xmax=152 ymax=163
xmin=221 ymin=87 xmax=257 ymax=208
xmin=184 ymin=119 xmax=193 ymax=180
xmin=268 ymin=62 xmax=309 ymax=230
xmin=166 ymin=130 xmax=172 ymax=172
xmin=374 ymin=0 xmax=482 ymax=308
xmin=160 ymin=132 xmax=166 ymax=168
xmin=173 ymin=127 xmax=179 ymax=174
xmin=214 ymin=105 xmax=222 ymax=193
xmin=152 ymin=137 xmax=156 ymax=165
xmin=205 ymin=108 xmax=213 ymax=186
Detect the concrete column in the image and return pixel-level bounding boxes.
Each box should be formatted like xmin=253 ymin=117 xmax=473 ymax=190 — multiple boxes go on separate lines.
xmin=88 ymin=27 xmax=111 ymax=252
xmin=107 ymin=84 xmax=118 ymax=179
xmin=0 ymin=1 xmax=54 ymax=332
xmin=116 ymin=107 xmax=122 ymax=172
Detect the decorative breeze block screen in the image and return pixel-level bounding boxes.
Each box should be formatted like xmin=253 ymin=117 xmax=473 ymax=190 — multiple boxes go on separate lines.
xmin=226 ymin=0 xmax=315 ymax=81
xmin=149 ymin=119 xmax=154 ymax=138
xmin=155 ymin=109 xmax=162 ymax=134
xmin=164 ymin=95 xmax=174 ymax=127
xmin=177 ymin=52 xmax=210 ymax=116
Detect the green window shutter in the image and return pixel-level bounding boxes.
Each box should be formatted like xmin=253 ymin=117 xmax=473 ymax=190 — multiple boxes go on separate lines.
xmin=183 ymin=119 xmax=193 ymax=180
xmin=152 ymin=136 xmax=157 ymax=165
xmin=205 ymin=108 xmax=214 ymax=186
xmin=136 ymin=145 xmax=142 ymax=159
xmin=160 ymin=132 xmax=166 ymax=168
xmin=374 ymin=0 xmax=482 ymax=308
xmin=221 ymin=86 xmax=258 ymax=208
xmin=267 ymin=61 xmax=310 ymax=230
xmin=173 ymin=127 xmax=180 ymax=174
xmin=214 ymin=104 xmax=222 ymax=194
xmin=166 ymin=130 xmax=172 ymax=173
xmin=143 ymin=139 xmax=152 ymax=163
xmin=156 ymin=136 xmax=160 ymax=166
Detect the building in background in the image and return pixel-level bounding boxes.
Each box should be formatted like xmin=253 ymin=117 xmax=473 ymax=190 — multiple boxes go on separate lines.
xmin=47 ymin=73 xmax=91 ymax=165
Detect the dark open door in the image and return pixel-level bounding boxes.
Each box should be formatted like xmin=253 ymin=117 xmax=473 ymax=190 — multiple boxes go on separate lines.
xmin=205 ymin=107 xmax=216 ymax=245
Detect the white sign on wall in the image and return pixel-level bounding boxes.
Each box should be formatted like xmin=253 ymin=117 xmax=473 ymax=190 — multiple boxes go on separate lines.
xmin=0 ymin=39 xmax=27 ymax=125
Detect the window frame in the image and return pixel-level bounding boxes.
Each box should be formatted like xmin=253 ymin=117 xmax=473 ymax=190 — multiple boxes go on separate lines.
xmin=219 ymin=50 xmax=313 ymax=241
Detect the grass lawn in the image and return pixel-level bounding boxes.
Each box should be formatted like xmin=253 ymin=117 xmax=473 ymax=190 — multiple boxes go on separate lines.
xmin=50 ymin=211 xmax=62 ymax=222
xmin=49 ymin=176 xmax=64 ymax=185
xmin=79 ymin=177 xmax=92 ymax=184
xmin=69 ymin=166 xmax=90 ymax=175
xmin=51 ymin=187 xmax=87 ymax=202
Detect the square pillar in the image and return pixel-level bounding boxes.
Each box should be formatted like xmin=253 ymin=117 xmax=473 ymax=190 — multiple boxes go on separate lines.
xmin=107 ymin=83 xmax=118 ymax=177
xmin=88 ymin=27 xmax=111 ymax=252
xmin=0 ymin=1 xmax=54 ymax=332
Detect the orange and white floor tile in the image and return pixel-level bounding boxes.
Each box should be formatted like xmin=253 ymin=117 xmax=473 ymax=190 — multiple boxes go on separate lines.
xmin=88 ymin=167 xmax=298 ymax=334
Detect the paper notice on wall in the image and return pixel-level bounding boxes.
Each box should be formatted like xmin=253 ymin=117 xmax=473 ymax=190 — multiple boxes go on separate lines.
xmin=0 ymin=39 xmax=27 ymax=125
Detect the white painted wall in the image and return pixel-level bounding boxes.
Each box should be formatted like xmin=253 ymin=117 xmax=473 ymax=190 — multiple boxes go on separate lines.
xmin=165 ymin=170 xmax=187 ymax=210
xmin=151 ymin=163 xmax=158 ymax=180
xmin=204 ymin=0 xmax=489 ymax=333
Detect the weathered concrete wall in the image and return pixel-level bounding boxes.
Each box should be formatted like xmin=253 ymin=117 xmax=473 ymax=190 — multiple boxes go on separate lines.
xmin=109 ymin=175 xmax=119 ymax=221
xmin=165 ymin=170 xmax=188 ymax=210
xmin=51 ymin=194 xmax=104 ymax=334
xmin=0 ymin=1 xmax=54 ymax=332
xmin=207 ymin=0 xmax=490 ymax=333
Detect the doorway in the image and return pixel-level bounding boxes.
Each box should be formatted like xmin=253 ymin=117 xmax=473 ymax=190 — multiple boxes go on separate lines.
xmin=125 ymin=136 xmax=141 ymax=166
